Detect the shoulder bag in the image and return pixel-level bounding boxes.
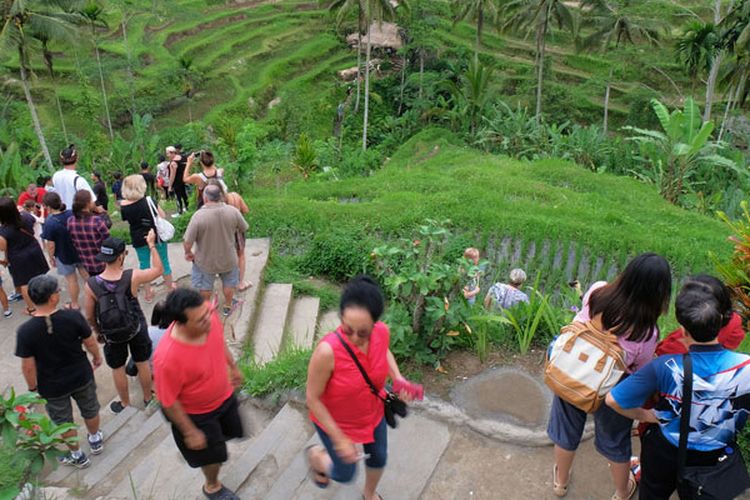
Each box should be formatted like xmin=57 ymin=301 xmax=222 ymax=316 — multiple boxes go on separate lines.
xmin=335 ymin=331 xmax=407 ymax=429
xmin=677 ymin=353 xmax=750 ymax=499
xmin=146 ymin=196 xmax=175 ymax=242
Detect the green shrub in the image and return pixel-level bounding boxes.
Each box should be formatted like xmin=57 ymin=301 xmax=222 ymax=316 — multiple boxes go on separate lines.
xmin=299 ymin=227 xmax=372 ymax=282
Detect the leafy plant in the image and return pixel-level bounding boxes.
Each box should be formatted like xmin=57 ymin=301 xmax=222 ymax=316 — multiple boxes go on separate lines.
xmin=715 ymin=201 xmax=750 ymax=320
xmin=291 ymin=133 xmax=319 ymax=180
xmin=372 ymin=219 xmax=472 ymax=364
xmin=624 ymin=98 xmax=739 ymax=205
xmin=0 ymin=389 xmax=77 ymax=498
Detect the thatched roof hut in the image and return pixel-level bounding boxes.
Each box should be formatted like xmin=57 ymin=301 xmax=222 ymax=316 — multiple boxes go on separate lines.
xmin=346 ymin=22 xmax=403 ymax=50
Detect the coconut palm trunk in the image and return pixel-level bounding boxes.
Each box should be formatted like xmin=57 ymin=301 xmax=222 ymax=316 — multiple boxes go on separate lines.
xmin=419 ymin=48 xmax=424 ymax=99
xmin=121 ymin=17 xmax=138 ymax=123
xmin=704 ymin=0 xmax=724 ymax=122
xmin=41 ymin=42 xmax=69 ymax=143
xmin=475 ymin=5 xmax=483 ymax=60
xmin=534 ymin=16 xmax=549 ymax=123
xmin=92 ymin=33 xmax=114 ymax=141
xmin=362 ymin=18 xmax=372 ymax=151
xmin=355 ymin=30 xmax=363 ymax=113
xmin=603 ymin=68 xmax=613 ymax=135
xmin=18 ymin=47 xmax=53 ymax=170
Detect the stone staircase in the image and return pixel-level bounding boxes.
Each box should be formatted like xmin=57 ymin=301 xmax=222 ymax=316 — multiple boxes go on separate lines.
xmin=36 ymin=238 xmax=625 ymax=499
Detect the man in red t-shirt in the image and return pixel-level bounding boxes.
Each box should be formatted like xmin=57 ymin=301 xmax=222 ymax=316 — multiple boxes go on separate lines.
xmin=17 ymin=183 xmax=46 ymax=217
xmin=153 ymin=288 xmax=244 ymax=500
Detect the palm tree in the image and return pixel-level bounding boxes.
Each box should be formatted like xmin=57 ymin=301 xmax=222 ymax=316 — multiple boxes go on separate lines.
xmin=503 ymin=0 xmax=574 ymax=123
xmin=446 ymin=58 xmax=494 ymax=135
xmin=1 ymin=0 xmax=79 ymax=170
xmin=326 ymin=0 xmax=366 ymax=113
xmin=79 ymin=0 xmax=114 ymax=141
xmin=452 ymin=0 xmax=500 ymax=60
xmin=33 ymin=31 xmax=69 ymax=143
xmin=361 ymin=0 xmax=405 ymax=151
xmin=718 ymin=0 xmax=749 ymax=130
xmin=579 ymin=0 xmax=662 ymax=134
xmin=676 ymin=22 xmax=719 ymax=92
xmin=177 ymin=56 xmax=197 ymax=122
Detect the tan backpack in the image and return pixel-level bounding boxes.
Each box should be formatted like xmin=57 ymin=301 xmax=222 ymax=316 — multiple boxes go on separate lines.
xmin=544 ymin=321 xmax=626 ymax=413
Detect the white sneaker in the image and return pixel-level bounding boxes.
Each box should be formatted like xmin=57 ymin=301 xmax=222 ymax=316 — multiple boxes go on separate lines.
xmin=170 ymin=213 xmax=180 ymax=219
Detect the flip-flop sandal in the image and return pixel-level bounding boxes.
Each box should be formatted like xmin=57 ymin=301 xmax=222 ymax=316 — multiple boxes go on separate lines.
xmin=305 ymin=444 xmax=330 ymax=489
xmin=202 ymin=485 xmax=239 ymax=500
xmin=611 ymin=472 xmax=637 ymax=500
xmin=361 ymin=495 xmax=384 ymax=499
xmin=552 ymin=464 xmax=571 ymax=497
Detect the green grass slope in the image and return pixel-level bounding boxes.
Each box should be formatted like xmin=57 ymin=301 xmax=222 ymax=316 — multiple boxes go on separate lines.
xmin=249 ymin=128 xmax=730 ymax=276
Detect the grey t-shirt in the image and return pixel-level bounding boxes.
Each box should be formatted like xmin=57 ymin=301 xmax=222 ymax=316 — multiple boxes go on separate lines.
xmin=184 ymin=203 xmax=248 ymax=274
xmin=487 ymin=283 xmax=529 ymax=310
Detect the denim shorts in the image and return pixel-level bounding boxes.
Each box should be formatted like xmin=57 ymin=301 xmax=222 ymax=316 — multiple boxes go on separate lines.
xmin=313 ymin=417 xmax=388 ymax=483
xmin=56 ymin=258 xmax=82 ymax=277
xmin=546 ymin=395 xmax=632 ymax=463
xmin=45 ymin=380 xmax=100 ymax=425
xmin=191 ymin=263 xmax=239 ymax=291
xmin=134 ymin=243 xmax=172 ymax=276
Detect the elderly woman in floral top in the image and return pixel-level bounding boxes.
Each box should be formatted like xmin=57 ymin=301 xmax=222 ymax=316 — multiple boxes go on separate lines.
xmin=68 ymin=190 xmax=109 ymax=276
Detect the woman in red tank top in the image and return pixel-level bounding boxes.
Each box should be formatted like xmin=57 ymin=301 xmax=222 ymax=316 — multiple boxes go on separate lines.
xmin=305 ymin=276 xmax=416 ymax=500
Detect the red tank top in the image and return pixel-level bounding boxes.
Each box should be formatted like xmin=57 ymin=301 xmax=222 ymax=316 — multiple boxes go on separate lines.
xmin=310 ymin=322 xmax=390 ymax=443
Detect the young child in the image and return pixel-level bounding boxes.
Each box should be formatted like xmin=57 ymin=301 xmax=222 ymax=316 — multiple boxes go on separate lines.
xmin=22 ymin=199 xmax=44 ymax=249
xmin=462 ymin=247 xmax=485 ymax=305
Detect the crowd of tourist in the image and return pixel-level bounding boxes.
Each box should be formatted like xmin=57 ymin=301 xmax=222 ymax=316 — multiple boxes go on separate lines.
xmin=4 ymin=144 xmax=750 ymax=500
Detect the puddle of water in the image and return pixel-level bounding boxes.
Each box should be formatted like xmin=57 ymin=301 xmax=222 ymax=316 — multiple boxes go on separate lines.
xmin=450 ymin=368 xmax=549 ymax=428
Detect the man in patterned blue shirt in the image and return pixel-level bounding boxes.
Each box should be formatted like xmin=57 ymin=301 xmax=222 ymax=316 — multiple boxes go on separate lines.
xmin=607 ymin=287 xmax=750 ymax=499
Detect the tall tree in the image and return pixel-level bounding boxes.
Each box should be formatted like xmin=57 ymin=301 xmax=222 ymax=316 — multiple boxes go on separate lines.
xmin=579 ymin=0 xmax=662 ymax=134
xmin=1 ymin=0 xmax=79 ymax=170
xmin=452 ymin=0 xmax=500 ymax=60
xmin=79 ymin=0 xmax=114 ymax=141
xmin=33 ymin=31 xmax=69 ymax=142
xmin=719 ymin=0 xmax=750 ymax=108
xmin=503 ymin=0 xmax=574 ymax=123
xmin=361 ymin=0 xmax=405 ymax=151
xmin=326 ymin=0 xmax=366 ymax=113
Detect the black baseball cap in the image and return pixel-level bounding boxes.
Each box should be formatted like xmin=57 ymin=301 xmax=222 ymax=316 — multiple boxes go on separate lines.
xmin=95 ymin=237 xmax=126 ymax=263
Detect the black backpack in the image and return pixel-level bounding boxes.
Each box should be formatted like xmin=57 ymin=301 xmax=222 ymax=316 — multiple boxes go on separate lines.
xmin=88 ymin=270 xmax=142 ymax=343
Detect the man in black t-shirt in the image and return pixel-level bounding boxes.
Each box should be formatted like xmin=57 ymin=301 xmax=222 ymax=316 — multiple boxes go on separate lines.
xmin=140 ymin=162 xmax=156 ymax=198
xmin=15 ymin=275 xmax=104 ymax=469
xmin=91 ymin=171 xmax=109 ymax=212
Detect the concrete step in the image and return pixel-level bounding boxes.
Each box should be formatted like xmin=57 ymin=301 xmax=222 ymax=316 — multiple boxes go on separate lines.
xmin=106 ymin=400 xmax=273 ymax=500
xmin=231 ymin=403 xmax=314 ymax=498
xmin=251 ymin=283 xmax=294 ymax=365
xmin=56 ymin=410 xmax=166 ymax=491
xmin=224 ymin=238 xmax=271 ymax=357
xmin=45 ymin=405 xmax=139 ymax=484
xmin=264 ymin=412 xmax=452 ymax=500
xmin=289 ymin=296 xmax=320 ymax=349
xmin=317 ymin=310 xmax=340 ymax=338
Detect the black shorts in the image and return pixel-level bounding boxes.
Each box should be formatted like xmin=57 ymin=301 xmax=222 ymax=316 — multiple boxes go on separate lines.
xmin=103 ymin=327 xmax=152 ymax=369
xmin=171 ymin=394 xmax=244 ymax=468
xmin=45 ymin=380 xmax=100 ymax=425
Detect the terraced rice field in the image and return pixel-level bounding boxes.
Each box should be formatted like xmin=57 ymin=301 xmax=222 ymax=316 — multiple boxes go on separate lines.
xmin=5 ymin=0 xmax=699 ymax=136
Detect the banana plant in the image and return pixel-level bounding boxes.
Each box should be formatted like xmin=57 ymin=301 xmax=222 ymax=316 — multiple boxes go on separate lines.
xmin=624 ymin=98 xmax=739 ymax=205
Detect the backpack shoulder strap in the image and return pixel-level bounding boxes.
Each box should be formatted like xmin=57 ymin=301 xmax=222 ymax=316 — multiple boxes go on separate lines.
xmin=73 ymin=175 xmax=81 ymax=192
xmin=87 ymin=275 xmax=104 ymax=296
xmin=117 ymin=269 xmax=135 ymax=297
xmin=677 ymin=353 xmax=693 ymax=485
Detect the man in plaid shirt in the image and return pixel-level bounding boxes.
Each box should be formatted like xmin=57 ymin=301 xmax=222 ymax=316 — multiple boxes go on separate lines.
xmin=68 ymin=211 xmax=109 ymax=276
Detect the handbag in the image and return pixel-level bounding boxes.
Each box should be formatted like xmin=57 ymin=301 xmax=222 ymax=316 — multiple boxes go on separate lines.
xmin=146 ymin=196 xmax=175 ymax=242
xmin=335 ymin=331 xmax=407 ymax=429
xmin=677 ymin=353 xmax=750 ymax=499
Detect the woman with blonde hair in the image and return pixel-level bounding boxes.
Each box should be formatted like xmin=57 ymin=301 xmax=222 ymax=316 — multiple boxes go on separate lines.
xmin=120 ymin=175 xmax=174 ymax=303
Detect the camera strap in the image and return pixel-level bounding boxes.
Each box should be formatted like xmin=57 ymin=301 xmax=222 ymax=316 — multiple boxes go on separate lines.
xmin=334 ymin=331 xmax=385 ymax=402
